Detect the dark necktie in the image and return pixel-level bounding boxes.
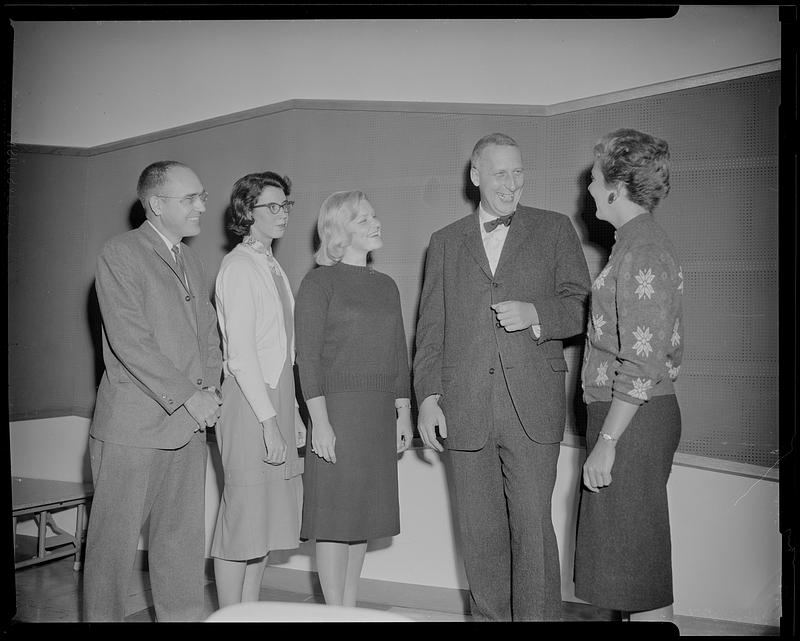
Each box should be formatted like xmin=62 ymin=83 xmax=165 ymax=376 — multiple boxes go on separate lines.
xmin=484 ymin=213 xmax=514 ymax=232
xmin=171 ymin=244 xmax=190 ymax=291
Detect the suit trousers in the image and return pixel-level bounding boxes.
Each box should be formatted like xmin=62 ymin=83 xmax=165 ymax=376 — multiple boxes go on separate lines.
xmin=446 ymin=357 xmax=562 ymax=621
xmin=83 ymin=432 xmax=207 ymax=622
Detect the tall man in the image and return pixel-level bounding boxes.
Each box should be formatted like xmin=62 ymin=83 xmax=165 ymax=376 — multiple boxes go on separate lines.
xmin=83 ymin=161 xmax=223 ymax=621
xmin=414 ymin=134 xmax=590 ymax=621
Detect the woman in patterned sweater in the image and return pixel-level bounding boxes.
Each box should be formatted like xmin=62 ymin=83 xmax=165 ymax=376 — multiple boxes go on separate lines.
xmin=574 ymin=129 xmax=684 ymax=623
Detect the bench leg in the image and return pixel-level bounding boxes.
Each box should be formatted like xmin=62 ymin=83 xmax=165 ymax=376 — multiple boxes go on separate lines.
xmin=73 ymin=503 xmax=87 ymax=572
xmin=35 ymin=513 xmax=47 ymax=560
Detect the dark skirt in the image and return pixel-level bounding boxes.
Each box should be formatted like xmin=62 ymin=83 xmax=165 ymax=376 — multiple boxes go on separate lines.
xmin=574 ymin=394 xmax=681 ymax=612
xmin=301 ymin=390 xmax=400 ymax=542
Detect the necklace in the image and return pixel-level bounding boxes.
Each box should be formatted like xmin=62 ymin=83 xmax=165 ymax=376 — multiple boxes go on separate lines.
xmin=243 ymin=235 xmax=283 ymax=275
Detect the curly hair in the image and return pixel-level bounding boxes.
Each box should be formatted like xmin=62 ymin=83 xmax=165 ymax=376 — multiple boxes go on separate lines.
xmin=314 ymin=190 xmax=369 ymax=266
xmin=227 ymin=171 xmax=292 ymax=237
xmin=593 ymin=128 xmax=670 ymax=212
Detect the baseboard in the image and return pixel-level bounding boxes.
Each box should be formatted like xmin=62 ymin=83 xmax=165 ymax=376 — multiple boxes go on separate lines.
xmin=133 ymin=551 xmax=470 ymax=614
xmin=260 ymin=565 xmax=471 ymax=615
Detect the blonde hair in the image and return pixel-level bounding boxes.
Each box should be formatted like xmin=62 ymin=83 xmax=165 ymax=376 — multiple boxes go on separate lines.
xmin=314 ymin=190 xmax=369 ymax=266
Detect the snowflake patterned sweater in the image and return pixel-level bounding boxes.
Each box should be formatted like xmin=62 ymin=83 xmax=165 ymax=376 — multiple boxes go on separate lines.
xmin=581 ymin=213 xmax=684 ymax=406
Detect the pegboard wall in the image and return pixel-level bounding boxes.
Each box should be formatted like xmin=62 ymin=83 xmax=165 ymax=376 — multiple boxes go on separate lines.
xmin=9 ymin=72 xmax=779 ymax=468
xmin=544 ymin=72 xmax=780 ymax=467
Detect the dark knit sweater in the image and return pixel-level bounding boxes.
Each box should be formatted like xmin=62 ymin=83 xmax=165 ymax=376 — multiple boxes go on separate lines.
xmin=295 ymin=261 xmax=410 ymax=400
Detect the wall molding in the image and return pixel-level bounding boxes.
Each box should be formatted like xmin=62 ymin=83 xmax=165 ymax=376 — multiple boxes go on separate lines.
xmin=12 ymin=60 xmax=779 ymax=158
xmin=9 ymin=414 xmax=780 ymax=482
xmin=129 ymin=553 xmax=474 ymax=615
xmin=544 ymin=59 xmax=780 ymax=115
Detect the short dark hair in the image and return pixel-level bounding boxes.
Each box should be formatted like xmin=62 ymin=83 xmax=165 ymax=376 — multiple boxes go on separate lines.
xmin=593 ymin=129 xmax=671 ymax=212
xmin=136 ymin=160 xmax=189 ymax=206
xmin=471 ymin=133 xmax=519 ymax=168
xmin=227 ymin=171 xmax=292 ymax=237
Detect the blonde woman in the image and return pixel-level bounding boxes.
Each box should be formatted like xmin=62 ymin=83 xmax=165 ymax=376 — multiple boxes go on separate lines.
xmin=295 ymin=190 xmax=413 ymax=606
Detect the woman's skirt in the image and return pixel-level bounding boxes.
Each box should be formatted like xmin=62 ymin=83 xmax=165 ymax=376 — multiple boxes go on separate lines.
xmin=574 ymin=394 xmax=681 ymax=611
xmin=210 ymin=372 xmax=303 ymax=561
xmin=301 ymin=390 xmax=399 ymax=542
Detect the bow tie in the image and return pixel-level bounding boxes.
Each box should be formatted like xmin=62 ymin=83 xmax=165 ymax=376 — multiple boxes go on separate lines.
xmin=484 ymin=213 xmax=514 ymax=232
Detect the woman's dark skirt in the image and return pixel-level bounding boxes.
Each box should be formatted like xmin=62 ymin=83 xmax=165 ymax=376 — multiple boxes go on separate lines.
xmin=300 ymin=390 xmax=400 ymax=542
xmin=574 ymin=394 xmax=681 ymax=612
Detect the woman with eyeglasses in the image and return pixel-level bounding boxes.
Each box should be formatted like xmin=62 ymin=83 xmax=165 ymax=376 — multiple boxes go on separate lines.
xmin=210 ymin=171 xmax=306 ymax=607
xmin=295 ymin=190 xmax=413 ymax=607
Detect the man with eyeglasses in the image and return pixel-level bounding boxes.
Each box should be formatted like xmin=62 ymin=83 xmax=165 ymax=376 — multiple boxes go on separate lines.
xmin=83 ymin=160 xmax=223 ymax=621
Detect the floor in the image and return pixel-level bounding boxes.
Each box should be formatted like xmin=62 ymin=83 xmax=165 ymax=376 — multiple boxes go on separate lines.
xmin=7 ymin=537 xmax=781 ymax=633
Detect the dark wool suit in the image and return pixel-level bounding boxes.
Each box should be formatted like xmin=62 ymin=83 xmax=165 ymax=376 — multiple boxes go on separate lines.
xmin=83 ymin=221 xmax=222 ymax=621
xmin=414 ymin=205 xmax=590 ymax=620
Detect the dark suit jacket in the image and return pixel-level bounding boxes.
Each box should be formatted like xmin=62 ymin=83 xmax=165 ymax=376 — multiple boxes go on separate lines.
xmin=90 ymin=221 xmax=223 ymax=449
xmin=414 ymin=205 xmax=590 ymax=449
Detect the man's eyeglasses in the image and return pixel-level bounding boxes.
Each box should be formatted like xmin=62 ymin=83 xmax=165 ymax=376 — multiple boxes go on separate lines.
xmin=252 ymin=200 xmax=294 ymax=215
xmin=157 ymin=191 xmax=209 ymax=207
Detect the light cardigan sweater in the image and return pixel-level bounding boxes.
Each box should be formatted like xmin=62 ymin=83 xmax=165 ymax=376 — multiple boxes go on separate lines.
xmin=215 ymin=239 xmax=295 ymax=422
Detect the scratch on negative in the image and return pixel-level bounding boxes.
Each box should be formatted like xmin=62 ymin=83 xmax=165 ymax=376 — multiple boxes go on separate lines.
xmin=733 ymin=451 xmax=783 ymax=507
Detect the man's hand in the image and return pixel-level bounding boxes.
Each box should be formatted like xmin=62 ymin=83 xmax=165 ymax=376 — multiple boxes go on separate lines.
xmin=184 ymin=388 xmax=222 ymax=431
xmin=491 ymin=300 xmax=539 ymax=332
xmin=418 ymin=395 xmax=447 ymax=452
xmin=261 ymin=416 xmax=287 ymax=465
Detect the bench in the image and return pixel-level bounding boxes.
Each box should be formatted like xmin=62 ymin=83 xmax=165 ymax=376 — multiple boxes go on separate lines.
xmin=12 ymin=476 xmax=94 ymax=571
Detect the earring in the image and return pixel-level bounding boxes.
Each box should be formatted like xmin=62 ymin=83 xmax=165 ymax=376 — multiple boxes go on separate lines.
xmin=607 ymin=193 xmax=616 ymax=204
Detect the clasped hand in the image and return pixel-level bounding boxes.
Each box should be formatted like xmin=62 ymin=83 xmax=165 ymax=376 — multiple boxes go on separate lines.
xmin=185 ymin=388 xmax=222 ymax=431
xmin=491 ymin=300 xmax=537 ymax=332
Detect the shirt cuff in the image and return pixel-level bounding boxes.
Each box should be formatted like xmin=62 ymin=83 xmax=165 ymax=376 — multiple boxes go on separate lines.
xmin=530 ymin=324 xmax=541 ymax=339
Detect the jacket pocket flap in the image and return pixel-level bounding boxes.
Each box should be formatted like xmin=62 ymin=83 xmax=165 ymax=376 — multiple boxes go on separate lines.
xmin=548 ymin=358 xmax=569 ymax=372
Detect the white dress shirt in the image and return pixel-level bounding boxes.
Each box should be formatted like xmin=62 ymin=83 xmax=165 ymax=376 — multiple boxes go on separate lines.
xmin=478 ymin=205 xmax=541 ymax=338
xmin=478 ymin=204 xmax=510 ymax=275
xmin=147 ymin=219 xmax=177 ymax=258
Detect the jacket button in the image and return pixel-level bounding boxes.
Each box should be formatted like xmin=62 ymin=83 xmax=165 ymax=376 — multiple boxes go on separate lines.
xmin=185 ymin=295 xmax=191 ymax=302
xmin=197 ymin=378 xmax=203 ymax=385
xmin=493 ymin=282 xmax=499 ymax=288
xmin=489 ymin=367 xmax=495 ymax=374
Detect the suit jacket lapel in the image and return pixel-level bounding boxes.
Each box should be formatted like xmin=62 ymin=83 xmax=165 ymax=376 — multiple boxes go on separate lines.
xmin=495 ymin=207 xmax=536 ymax=276
xmin=138 ymin=222 xmax=199 ymax=335
xmin=138 ymin=221 xmax=192 ymax=295
xmin=460 ymin=212 xmax=493 ymax=280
